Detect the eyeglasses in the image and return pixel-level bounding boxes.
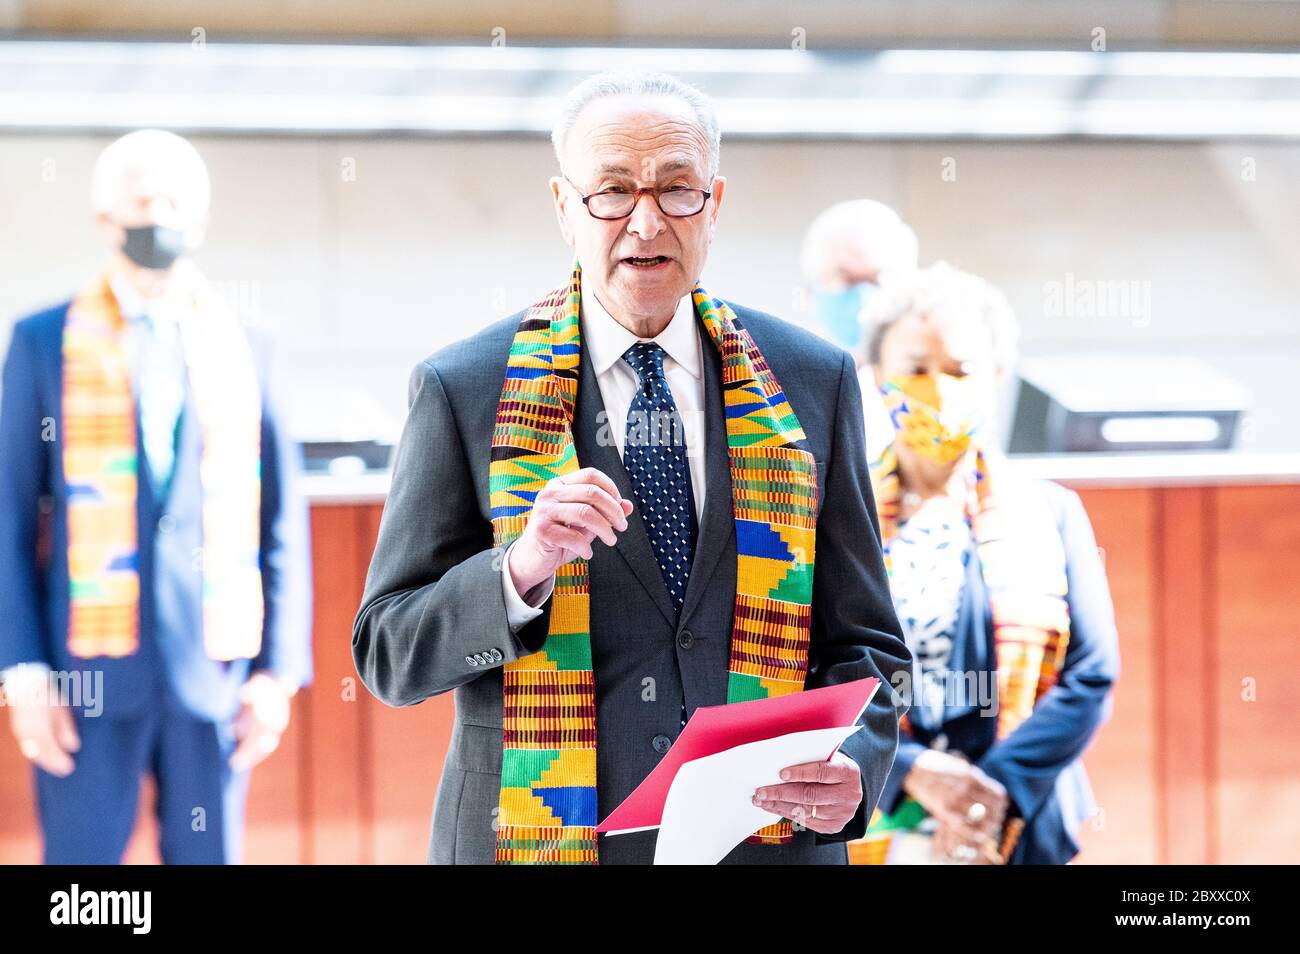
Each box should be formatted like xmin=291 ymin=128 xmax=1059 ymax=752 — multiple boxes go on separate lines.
xmin=565 ymin=176 xmax=712 ymax=220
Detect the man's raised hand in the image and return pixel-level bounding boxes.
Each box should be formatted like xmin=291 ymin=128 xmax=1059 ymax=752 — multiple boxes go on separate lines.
xmin=507 ymin=467 xmax=634 ymax=596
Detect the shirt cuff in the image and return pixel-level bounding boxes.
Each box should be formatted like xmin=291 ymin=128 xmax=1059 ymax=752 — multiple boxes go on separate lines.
xmin=502 ymin=541 xmax=554 ymax=633
xmin=248 ymin=669 xmax=303 ymax=699
xmin=1 ymin=662 xmax=53 ymax=698
xmin=2 ymin=661 xmax=52 ymax=682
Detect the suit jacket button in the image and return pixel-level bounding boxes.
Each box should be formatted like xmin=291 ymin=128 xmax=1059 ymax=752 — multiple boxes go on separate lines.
xmin=465 ymin=655 xmax=478 ymax=667
xmin=488 ymin=648 xmax=503 ymax=663
xmin=474 ymin=653 xmax=488 ymax=666
xmin=677 ymin=629 xmax=694 ymax=650
xmin=157 ymin=514 xmax=175 ymax=534
xmin=652 ymin=734 xmax=672 ymax=754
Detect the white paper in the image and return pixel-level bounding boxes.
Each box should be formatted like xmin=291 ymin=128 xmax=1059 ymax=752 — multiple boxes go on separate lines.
xmin=653 ymin=724 xmax=862 ymax=865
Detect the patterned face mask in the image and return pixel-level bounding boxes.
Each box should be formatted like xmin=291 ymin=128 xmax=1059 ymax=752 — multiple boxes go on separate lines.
xmin=879 ymin=373 xmax=986 ymax=464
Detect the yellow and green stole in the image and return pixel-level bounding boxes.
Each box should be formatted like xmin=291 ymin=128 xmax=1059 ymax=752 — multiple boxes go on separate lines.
xmin=490 ymin=265 xmax=818 ymax=864
xmin=855 ymin=444 xmax=1071 ymax=863
xmin=61 ymin=260 xmax=264 ymax=660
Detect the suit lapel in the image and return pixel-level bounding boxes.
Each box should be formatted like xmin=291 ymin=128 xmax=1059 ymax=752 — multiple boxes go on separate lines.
xmin=573 ymin=338 xmax=677 ymax=627
xmin=678 ymin=319 xmax=733 ymax=624
xmin=132 ymin=401 xmax=161 ymax=514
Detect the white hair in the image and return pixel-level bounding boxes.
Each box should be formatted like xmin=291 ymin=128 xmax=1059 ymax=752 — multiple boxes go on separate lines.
xmin=861 ymin=261 xmax=1021 ymax=373
xmin=90 ymin=129 xmax=211 ymax=218
xmin=551 ymin=70 xmax=721 ymax=180
xmin=801 ymin=199 xmax=919 ymax=289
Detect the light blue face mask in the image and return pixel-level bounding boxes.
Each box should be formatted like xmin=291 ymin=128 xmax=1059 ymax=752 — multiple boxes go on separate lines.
xmin=813 ymin=280 xmax=879 ymax=350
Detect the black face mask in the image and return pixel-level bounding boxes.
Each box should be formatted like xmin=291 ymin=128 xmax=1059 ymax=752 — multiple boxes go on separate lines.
xmin=120 ymin=224 xmax=186 ymax=270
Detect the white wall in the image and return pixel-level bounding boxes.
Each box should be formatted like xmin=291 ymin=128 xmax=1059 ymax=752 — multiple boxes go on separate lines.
xmin=2 ymin=133 xmax=1297 ymax=448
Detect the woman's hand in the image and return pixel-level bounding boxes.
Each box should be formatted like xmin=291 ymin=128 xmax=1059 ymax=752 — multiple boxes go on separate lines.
xmin=903 ymin=748 xmax=1009 ymax=858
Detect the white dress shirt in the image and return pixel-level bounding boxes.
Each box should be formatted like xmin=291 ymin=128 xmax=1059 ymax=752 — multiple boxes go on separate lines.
xmin=501 ymin=291 xmax=706 ymax=631
xmin=109 ymin=274 xmax=183 ymax=390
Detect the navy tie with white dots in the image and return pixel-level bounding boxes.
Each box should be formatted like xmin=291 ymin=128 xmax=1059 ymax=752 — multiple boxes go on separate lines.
xmin=621 ymin=342 xmax=698 ymax=614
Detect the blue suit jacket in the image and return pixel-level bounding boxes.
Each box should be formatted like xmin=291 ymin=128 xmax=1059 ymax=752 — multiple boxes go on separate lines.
xmin=873 ymin=479 xmax=1121 ymax=864
xmin=0 ymin=297 xmax=313 ymax=723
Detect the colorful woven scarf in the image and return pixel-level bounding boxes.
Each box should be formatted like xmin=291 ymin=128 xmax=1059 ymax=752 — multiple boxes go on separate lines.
xmin=61 ymin=260 xmax=264 ymax=660
xmin=855 ymin=444 xmax=1071 ymax=863
xmin=489 ymin=265 xmax=818 ymax=864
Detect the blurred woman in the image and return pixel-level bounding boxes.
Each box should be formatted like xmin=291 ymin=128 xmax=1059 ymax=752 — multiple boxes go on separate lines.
xmin=855 ymin=263 xmax=1120 ymax=865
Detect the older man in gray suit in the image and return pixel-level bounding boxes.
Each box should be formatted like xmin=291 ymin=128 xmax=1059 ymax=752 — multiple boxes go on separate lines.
xmin=353 ymin=70 xmax=911 ymax=865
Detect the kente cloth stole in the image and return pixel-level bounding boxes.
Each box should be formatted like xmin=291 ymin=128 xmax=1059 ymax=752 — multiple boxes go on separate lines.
xmin=855 ymin=445 xmax=1071 ymax=862
xmin=61 ymin=260 xmax=264 ymax=660
xmin=489 ymin=264 xmax=819 ymax=864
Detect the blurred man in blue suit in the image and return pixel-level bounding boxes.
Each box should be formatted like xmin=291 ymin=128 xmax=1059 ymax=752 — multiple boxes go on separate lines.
xmin=0 ymin=129 xmax=312 ymax=864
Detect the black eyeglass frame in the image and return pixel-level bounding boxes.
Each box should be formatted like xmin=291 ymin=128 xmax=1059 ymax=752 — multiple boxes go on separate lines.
xmin=563 ymin=175 xmax=714 ymax=220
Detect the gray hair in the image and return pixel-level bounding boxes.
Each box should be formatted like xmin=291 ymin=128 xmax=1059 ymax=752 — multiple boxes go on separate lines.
xmin=551 ymin=71 xmax=721 ymax=180
xmin=862 ymin=262 xmax=1021 ymax=374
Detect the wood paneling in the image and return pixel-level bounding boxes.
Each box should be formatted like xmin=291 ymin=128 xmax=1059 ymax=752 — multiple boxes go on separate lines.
xmin=242 ymin=693 xmax=305 ymax=864
xmin=298 ymin=506 xmax=370 ymax=864
xmin=0 ymin=705 xmax=41 ymax=863
xmin=1211 ymin=485 xmax=1300 ymax=865
xmin=356 ymin=505 xmax=456 ymax=865
xmin=1072 ymin=483 xmax=1300 ymax=865
xmin=1071 ymin=487 xmax=1159 ymax=864
xmin=1154 ymin=487 xmax=1216 ymax=864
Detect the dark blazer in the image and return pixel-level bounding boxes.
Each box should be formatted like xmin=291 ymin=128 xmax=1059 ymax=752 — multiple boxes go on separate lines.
xmin=0 ymin=299 xmax=314 ymax=723
xmin=353 ymin=301 xmax=913 ymax=865
xmin=873 ymin=479 xmax=1120 ymax=864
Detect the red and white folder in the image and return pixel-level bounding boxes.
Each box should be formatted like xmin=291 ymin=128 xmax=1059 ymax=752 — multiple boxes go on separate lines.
xmin=598 ymin=676 xmax=881 ymax=863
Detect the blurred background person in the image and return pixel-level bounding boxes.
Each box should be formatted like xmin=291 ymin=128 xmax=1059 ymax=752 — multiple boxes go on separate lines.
xmin=851 ymin=262 xmax=1120 ymax=864
xmin=0 ymin=129 xmax=313 ymax=863
xmin=800 ymin=198 xmax=919 ymax=360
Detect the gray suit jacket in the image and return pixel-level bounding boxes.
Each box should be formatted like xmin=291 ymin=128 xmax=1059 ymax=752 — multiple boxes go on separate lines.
xmin=353 ymin=300 xmax=912 ymax=864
